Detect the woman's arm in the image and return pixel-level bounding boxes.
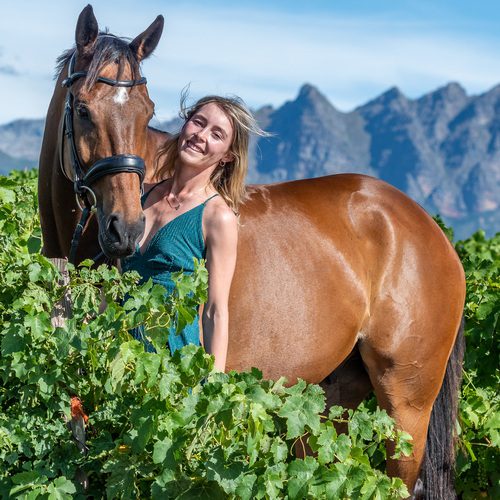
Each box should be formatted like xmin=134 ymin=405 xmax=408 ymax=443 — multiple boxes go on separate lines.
xmin=202 ymin=202 xmax=238 ymax=372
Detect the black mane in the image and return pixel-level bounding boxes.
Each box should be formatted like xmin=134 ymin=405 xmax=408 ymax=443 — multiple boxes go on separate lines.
xmin=55 ymin=30 xmax=141 ymax=88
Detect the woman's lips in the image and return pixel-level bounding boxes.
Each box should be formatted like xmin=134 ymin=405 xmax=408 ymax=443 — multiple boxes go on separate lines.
xmin=186 ymin=140 xmax=203 ymax=153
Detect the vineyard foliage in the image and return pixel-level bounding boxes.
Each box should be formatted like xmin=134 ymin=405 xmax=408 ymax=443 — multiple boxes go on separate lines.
xmin=454 ymin=230 xmax=500 ymax=498
xmin=0 ymin=171 xmax=498 ymax=499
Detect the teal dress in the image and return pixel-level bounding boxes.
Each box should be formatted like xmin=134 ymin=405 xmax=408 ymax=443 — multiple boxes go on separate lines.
xmin=121 ymin=180 xmax=218 ymax=353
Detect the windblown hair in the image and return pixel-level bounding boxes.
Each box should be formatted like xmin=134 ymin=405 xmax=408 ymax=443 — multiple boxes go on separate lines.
xmin=156 ymin=93 xmax=269 ymax=213
xmin=55 ymin=31 xmax=141 ymax=90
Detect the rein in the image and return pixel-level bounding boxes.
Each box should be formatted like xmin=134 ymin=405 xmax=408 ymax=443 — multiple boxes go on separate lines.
xmin=60 ymin=50 xmax=147 ymax=264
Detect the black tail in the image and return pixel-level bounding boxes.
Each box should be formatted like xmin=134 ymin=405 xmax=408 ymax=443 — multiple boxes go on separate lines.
xmin=414 ymin=317 xmax=465 ymax=500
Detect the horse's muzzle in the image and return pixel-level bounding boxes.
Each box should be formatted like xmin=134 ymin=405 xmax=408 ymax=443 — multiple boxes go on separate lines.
xmin=99 ymin=212 xmax=145 ymax=258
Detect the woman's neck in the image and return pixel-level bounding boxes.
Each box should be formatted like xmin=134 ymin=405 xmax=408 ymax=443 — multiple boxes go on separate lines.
xmin=170 ymin=163 xmax=215 ymax=196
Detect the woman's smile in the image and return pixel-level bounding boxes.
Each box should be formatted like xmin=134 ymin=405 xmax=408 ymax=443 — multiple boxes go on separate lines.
xmin=185 ymin=138 xmax=204 ymax=154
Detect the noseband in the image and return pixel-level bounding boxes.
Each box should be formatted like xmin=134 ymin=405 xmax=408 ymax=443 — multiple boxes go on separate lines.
xmin=61 ymin=50 xmax=147 ymax=263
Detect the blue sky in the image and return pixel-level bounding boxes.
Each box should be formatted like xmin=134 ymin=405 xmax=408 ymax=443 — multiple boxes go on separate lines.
xmin=1 ymin=0 xmax=500 ymax=124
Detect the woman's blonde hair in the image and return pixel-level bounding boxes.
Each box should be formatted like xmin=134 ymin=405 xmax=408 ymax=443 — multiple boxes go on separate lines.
xmin=156 ymin=93 xmax=268 ymax=212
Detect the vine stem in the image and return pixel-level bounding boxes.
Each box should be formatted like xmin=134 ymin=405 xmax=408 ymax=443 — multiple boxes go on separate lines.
xmin=290 ymin=435 xmax=307 ymax=457
xmin=186 ymin=413 xmax=213 ymax=460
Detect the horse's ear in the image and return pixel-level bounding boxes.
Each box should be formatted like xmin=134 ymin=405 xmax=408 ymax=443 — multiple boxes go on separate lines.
xmin=75 ymin=4 xmax=98 ymax=56
xmin=129 ymin=15 xmax=164 ymax=62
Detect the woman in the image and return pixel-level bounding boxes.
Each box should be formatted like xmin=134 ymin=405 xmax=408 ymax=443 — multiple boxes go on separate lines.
xmin=121 ymin=95 xmax=266 ymax=371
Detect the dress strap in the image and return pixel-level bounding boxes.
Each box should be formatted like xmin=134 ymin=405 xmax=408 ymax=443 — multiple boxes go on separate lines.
xmin=203 ymin=193 xmax=219 ymax=205
xmin=141 ymin=178 xmax=169 ymax=206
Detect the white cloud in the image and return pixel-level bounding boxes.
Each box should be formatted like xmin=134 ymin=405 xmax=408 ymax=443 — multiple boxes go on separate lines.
xmin=148 ymin=6 xmax=500 ymax=112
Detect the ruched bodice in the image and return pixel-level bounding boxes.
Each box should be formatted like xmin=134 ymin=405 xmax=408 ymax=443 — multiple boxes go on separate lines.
xmin=121 ymin=180 xmax=217 ymax=353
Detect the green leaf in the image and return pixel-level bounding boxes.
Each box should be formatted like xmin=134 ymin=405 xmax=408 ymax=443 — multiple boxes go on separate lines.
xmin=78 ymin=259 xmax=94 ymax=268
xmin=47 ymin=477 xmax=77 ymax=500
xmin=328 ymin=405 xmax=345 ymax=420
xmin=104 ymin=459 xmax=136 ymax=499
xmin=234 ymin=474 xmax=257 ymax=500
xmin=270 ymin=438 xmax=288 ymax=462
xmin=278 ymin=380 xmax=325 ymax=438
xmin=177 ymin=481 xmax=227 ymax=499
xmin=333 ymin=433 xmax=352 ymax=462
xmin=11 ymin=471 xmax=44 ymax=485
xmin=153 ymin=437 xmax=173 ymax=464
xmin=321 ymin=466 xmax=348 ymax=499
xmin=394 ymin=431 xmax=413 ymax=459
xmin=315 ymin=422 xmax=337 ymax=465
xmin=360 ymin=474 xmax=380 ymax=500
xmin=0 ymin=186 xmax=16 ymax=203
xmin=135 ymin=415 xmax=155 ymax=451
xmin=287 ymin=457 xmax=318 ymax=499
xmin=1 ymin=325 xmax=26 ymax=355
xmin=350 ymin=410 xmax=375 ymax=442
xmin=205 ymin=447 xmax=244 ymax=494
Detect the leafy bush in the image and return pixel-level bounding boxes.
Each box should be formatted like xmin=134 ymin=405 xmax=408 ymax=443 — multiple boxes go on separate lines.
xmin=1 ymin=171 xmax=498 ymax=498
xmin=455 ymin=231 xmax=500 ymax=499
xmin=0 ymin=170 xmax=411 ymax=498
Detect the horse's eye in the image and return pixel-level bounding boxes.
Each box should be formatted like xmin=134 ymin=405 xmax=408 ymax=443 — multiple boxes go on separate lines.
xmin=76 ymin=103 xmax=90 ymax=120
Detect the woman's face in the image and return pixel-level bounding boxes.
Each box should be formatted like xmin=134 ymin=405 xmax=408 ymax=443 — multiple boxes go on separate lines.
xmin=177 ymin=102 xmax=234 ymax=171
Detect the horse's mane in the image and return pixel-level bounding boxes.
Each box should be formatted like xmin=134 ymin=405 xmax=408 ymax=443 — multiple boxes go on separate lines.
xmin=54 ymin=30 xmax=141 ymax=89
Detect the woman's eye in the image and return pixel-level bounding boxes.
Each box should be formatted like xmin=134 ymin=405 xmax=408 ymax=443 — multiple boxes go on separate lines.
xmin=213 ymin=132 xmax=223 ymax=140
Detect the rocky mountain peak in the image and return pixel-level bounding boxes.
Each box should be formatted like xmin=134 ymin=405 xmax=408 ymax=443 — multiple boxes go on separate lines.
xmin=376 ymin=86 xmax=407 ymax=105
xmin=417 ymin=82 xmax=468 ymax=110
xmin=416 ymin=82 xmax=469 ymax=144
xmin=474 ymin=83 xmax=500 ymax=108
xmin=437 ymin=82 xmax=467 ymax=100
xmin=358 ymin=86 xmax=411 ymax=118
xmin=385 ymin=85 xmax=405 ymax=98
xmin=295 ymin=83 xmax=337 ymax=113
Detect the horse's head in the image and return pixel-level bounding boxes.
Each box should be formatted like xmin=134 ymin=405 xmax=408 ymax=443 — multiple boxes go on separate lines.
xmin=60 ymin=5 xmax=163 ymax=259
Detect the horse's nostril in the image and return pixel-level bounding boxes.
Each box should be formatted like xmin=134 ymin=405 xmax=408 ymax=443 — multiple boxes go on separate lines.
xmin=104 ymin=213 xmax=143 ymax=253
xmin=107 ymin=214 xmax=123 ymax=244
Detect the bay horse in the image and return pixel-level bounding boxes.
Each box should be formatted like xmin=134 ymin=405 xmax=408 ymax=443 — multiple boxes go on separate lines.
xmin=38 ymin=6 xmax=465 ymax=499
xmin=38 ymin=5 xmax=166 ymax=263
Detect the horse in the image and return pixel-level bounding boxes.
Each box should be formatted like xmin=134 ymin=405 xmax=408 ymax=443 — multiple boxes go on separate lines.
xmin=38 ymin=6 xmax=466 ymax=499
xmin=38 ymin=5 xmax=167 ymax=264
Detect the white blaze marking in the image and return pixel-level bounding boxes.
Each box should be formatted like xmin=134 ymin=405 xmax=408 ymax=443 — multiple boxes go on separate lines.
xmin=113 ymin=87 xmax=129 ymax=105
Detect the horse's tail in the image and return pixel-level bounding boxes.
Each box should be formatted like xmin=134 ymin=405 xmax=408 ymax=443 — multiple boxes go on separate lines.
xmin=414 ymin=316 xmax=465 ymax=500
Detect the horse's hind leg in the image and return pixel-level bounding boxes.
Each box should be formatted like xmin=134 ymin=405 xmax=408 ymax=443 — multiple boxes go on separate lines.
xmin=360 ymin=341 xmax=433 ymax=492
xmin=359 ymin=314 xmax=459 ymax=496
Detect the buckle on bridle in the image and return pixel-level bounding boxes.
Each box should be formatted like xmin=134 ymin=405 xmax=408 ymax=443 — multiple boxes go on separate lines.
xmin=75 ymin=185 xmax=97 ymax=212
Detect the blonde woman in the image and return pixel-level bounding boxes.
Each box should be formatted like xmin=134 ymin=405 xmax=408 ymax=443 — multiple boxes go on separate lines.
xmin=122 ymin=95 xmax=266 ymax=371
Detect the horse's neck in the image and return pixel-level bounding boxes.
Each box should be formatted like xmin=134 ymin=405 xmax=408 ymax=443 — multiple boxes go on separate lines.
xmin=145 ymin=127 xmax=170 ymax=182
xmin=38 ymin=65 xmax=75 ymax=258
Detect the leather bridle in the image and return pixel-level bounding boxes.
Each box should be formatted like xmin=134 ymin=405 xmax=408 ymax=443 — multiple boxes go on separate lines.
xmin=60 ymin=49 xmax=147 ymax=263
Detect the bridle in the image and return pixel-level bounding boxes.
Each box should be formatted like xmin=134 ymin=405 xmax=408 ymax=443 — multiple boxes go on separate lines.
xmin=60 ymin=48 xmax=147 ymax=264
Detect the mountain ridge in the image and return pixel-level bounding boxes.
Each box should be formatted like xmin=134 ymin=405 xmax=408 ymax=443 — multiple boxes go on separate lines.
xmin=1 ymin=83 xmax=498 ymax=239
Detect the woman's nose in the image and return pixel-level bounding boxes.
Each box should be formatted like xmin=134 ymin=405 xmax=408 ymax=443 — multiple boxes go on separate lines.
xmin=195 ymin=128 xmax=209 ymax=141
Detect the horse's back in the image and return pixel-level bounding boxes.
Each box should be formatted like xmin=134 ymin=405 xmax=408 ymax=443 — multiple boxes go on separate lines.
xmin=242 ymin=173 xmax=463 ymax=291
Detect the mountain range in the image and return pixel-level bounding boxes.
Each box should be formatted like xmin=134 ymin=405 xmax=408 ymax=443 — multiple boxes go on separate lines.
xmin=1 ymin=83 xmax=498 ymax=239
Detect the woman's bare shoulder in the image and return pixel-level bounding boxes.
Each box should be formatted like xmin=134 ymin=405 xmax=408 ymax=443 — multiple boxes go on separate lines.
xmin=203 ymin=196 xmax=238 ymax=232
